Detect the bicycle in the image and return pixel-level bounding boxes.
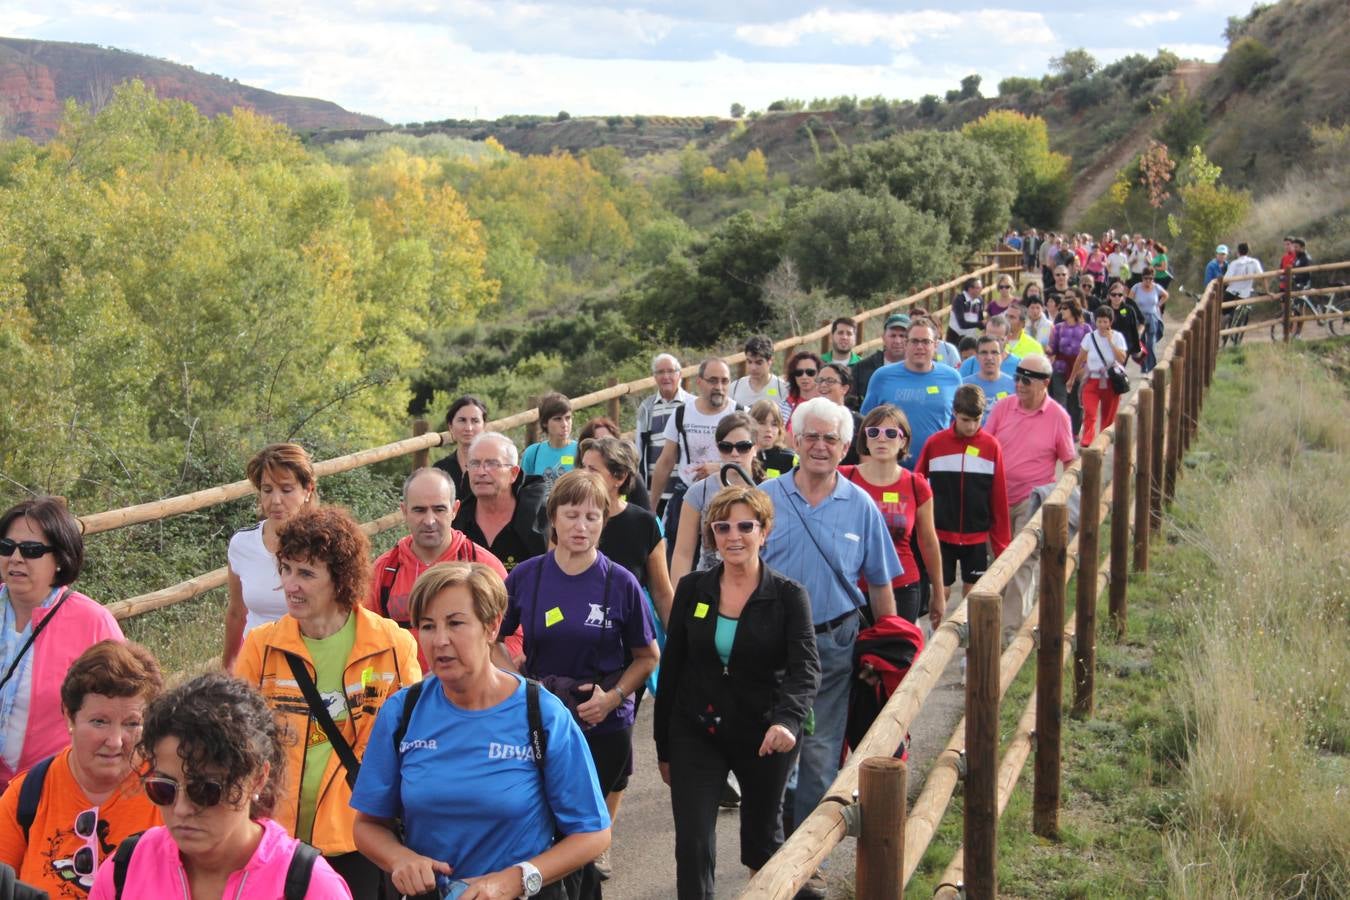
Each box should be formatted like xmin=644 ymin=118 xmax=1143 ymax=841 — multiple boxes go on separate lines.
xmin=1178 ymin=284 xmax=1251 ymax=347
xmin=1269 ymin=283 xmax=1343 ymax=341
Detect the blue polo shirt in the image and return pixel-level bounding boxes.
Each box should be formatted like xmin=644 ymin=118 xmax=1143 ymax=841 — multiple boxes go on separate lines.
xmin=759 ymin=471 xmax=902 ymax=625
xmin=957 ymin=353 xmax=1020 ymax=378
xmin=963 ymin=371 xmax=1017 ymax=422
xmin=859 ymin=362 xmax=963 ymax=468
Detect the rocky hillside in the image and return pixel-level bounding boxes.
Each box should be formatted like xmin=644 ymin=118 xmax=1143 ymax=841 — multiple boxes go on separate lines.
xmin=0 ymin=37 xmax=386 ymax=140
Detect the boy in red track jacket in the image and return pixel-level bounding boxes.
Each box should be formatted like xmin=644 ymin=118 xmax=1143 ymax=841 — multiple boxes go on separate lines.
xmin=916 ymin=384 xmax=1011 ymax=599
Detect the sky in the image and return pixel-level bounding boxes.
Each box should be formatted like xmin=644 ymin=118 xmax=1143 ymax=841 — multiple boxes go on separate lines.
xmin=4 ymin=1 xmax=1259 ymax=124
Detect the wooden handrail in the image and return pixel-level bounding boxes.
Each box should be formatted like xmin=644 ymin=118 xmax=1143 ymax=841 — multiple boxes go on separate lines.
xmin=1218 ymin=258 xmax=1350 ymax=286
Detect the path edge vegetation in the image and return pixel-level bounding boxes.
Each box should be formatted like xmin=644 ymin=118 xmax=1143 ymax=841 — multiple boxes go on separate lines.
xmin=903 ymin=336 xmax=1350 ymax=899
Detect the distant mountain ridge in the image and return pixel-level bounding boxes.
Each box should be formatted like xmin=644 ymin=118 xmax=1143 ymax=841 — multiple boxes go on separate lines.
xmin=0 ymin=37 xmax=387 ymax=140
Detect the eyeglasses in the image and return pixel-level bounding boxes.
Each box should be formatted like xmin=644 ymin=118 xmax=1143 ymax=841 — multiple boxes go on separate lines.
xmin=717 ymin=440 xmax=755 ymax=454
xmin=710 ymin=520 xmax=759 ymax=536
xmin=791 ymin=368 xmax=818 ymax=378
xmin=142 ymin=775 xmax=227 ymax=808
xmin=799 ymin=432 xmax=841 ymax=446
xmin=907 ymin=338 xmax=935 ymax=347
xmin=466 ymin=459 xmax=509 ymax=470
xmin=654 ymin=368 xmax=680 ymax=377
xmin=701 ymin=376 xmax=731 ymax=386
xmin=864 ymin=426 xmax=904 ymax=440
xmin=814 ymin=377 xmax=843 ymax=388
xmin=998 ymin=284 xmax=1013 ymax=290
xmin=0 ymin=538 xmax=55 ymax=559
xmin=1054 ymin=271 xmax=1069 ymax=277
xmin=1015 ymin=370 xmax=1051 ymax=385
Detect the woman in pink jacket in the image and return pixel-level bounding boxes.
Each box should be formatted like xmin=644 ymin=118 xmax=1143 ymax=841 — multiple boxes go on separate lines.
xmin=0 ymin=498 xmax=123 ymax=793
xmin=90 ymin=672 xmax=351 ymax=899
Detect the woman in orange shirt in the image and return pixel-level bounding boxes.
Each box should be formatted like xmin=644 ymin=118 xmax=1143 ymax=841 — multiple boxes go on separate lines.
xmin=0 ymin=641 xmax=163 ymax=897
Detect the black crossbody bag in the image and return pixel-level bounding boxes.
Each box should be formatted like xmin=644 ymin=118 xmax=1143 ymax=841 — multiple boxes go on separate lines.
xmin=283 ymin=651 xmax=362 ymax=788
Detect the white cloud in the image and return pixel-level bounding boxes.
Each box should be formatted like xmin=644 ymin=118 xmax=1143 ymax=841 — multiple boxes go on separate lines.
xmin=1161 ymin=42 xmax=1227 ymax=62
xmin=1125 ymin=10 xmax=1182 ymax=28
xmin=735 ymin=7 xmax=1053 ymax=51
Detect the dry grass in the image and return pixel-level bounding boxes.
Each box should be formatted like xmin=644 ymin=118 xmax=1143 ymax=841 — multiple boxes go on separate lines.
xmin=1164 ymin=345 xmax=1350 ymax=897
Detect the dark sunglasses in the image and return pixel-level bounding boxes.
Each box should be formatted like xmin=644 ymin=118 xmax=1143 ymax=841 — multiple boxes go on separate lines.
xmin=864 ymin=426 xmax=904 ymax=440
xmin=791 ymin=368 xmax=818 ymax=378
xmin=717 ymin=440 xmax=755 ymax=454
xmin=710 ymin=520 xmax=759 ymax=535
xmin=0 ymin=538 xmax=55 ymax=559
xmin=143 ymin=775 xmax=227 ymax=808
xmin=1015 ymin=369 xmax=1051 ymax=385
xmin=1109 ymin=292 xmax=1125 ymax=298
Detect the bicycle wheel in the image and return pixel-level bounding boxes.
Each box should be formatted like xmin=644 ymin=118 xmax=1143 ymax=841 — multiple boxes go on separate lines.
xmin=1325 ymin=299 xmax=1341 ymax=336
xmin=1232 ymin=305 xmax=1250 ymax=346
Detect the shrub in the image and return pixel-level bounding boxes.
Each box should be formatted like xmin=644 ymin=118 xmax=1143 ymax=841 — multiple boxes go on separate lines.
xmin=998 ymin=76 xmax=1041 ymax=97
xmin=1224 ymin=36 xmax=1276 ymax=88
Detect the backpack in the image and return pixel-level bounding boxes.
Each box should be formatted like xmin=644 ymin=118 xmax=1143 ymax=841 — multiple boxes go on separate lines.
xmin=846 ymin=615 xmax=925 ymax=758
xmin=16 ymin=755 xmax=55 ymax=842
xmin=672 ymin=402 xmax=745 ymax=464
xmin=378 ymin=542 xmax=480 ymax=620
xmin=111 ymin=831 xmax=319 ymax=899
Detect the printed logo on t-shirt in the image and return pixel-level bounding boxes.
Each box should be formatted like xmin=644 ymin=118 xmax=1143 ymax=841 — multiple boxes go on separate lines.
xmin=584 ymin=604 xmax=609 ymax=628
xmin=401 ymin=737 xmax=439 ymax=752
xmin=488 ymin=741 xmax=539 ymax=760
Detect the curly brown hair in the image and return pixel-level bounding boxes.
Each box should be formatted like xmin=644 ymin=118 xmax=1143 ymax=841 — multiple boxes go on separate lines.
xmin=61 ymin=640 xmax=163 ymax=716
xmin=275 ymin=507 xmax=370 ymax=612
xmin=139 ymin=672 xmax=287 ymax=818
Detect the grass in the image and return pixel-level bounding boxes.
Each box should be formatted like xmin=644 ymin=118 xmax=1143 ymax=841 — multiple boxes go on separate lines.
xmin=905 ymin=337 xmax=1350 ymax=898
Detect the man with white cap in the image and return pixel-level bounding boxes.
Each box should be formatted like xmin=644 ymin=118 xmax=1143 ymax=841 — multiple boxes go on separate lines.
xmin=1204 ymin=244 xmax=1229 ymax=289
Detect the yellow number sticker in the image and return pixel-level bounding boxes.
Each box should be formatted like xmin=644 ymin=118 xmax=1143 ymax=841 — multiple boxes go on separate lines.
xmin=883 ymin=491 xmax=900 ymax=503
xmin=926 ymin=385 xmax=940 ymax=394
xmin=694 ymin=602 xmax=710 ymax=619
xmin=966 ymin=445 xmax=981 ymax=456
xmin=545 ymin=607 xmax=564 ymax=627
xmin=561 ymin=455 xmax=574 ymax=465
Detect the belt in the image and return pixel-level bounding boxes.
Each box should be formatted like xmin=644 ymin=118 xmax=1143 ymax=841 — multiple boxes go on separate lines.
xmin=814 ymin=610 xmax=858 ymax=635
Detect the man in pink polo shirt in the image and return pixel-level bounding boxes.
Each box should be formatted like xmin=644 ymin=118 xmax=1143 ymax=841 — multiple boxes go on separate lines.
xmin=985 ymin=352 xmax=1077 ymax=631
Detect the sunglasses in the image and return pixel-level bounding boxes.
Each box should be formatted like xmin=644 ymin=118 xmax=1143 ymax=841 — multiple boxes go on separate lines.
xmin=70 ymin=808 xmax=99 ymax=884
xmin=710 ymin=520 xmax=759 ymax=536
xmin=1015 ymin=370 xmax=1051 ymax=385
xmin=0 ymin=538 xmax=55 ymax=559
xmin=864 ymin=426 xmax=904 ymax=440
xmin=142 ymin=775 xmax=227 ymax=808
xmin=791 ymin=368 xmax=818 ymax=378
xmin=717 ymin=440 xmax=755 ymax=454
xmin=1109 ymin=292 xmax=1125 ymax=298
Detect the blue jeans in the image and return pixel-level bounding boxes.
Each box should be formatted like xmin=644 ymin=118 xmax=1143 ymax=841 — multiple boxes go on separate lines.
xmin=1142 ymin=314 xmax=1163 ymax=372
xmin=792 ymin=612 xmax=861 ymax=827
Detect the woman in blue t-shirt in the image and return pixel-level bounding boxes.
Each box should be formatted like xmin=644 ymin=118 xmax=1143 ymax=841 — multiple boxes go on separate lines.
xmin=520 ymin=392 xmax=579 ymax=491
xmin=351 ymin=562 xmax=610 ymax=900
xmin=500 ymin=469 xmax=660 ymax=893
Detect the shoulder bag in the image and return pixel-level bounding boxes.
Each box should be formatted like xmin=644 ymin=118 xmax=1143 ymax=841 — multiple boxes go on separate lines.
xmin=1090 ymin=333 xmax=1130 ymax=395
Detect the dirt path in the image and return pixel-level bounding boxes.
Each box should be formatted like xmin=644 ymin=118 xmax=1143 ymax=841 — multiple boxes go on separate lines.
xmin=1064 ymin=62 xmax=1215 ymax=228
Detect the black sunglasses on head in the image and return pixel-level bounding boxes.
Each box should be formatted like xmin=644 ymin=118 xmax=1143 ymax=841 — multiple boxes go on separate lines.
xmin=0 ymin=538 xmax=55 ymax=559
xmin=1015 ymin=369 xmax=1051 ymax=385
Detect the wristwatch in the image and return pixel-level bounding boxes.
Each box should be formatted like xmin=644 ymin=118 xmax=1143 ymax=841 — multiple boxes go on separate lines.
xmin=515 ymin=860 xmax=543 ymax=898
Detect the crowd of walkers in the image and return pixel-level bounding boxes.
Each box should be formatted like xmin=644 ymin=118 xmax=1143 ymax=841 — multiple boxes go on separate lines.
xmin=0 ymin=226 xmax=1303 ymax=900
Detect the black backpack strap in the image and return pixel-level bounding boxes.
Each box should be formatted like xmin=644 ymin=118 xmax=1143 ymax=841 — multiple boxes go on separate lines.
xmin=378 ymin=561 xmax=401 ymax=618
xmin=112 ymin=832 xmax=145 ymax=899
xmin=392 ymin=680 xmax=426 ymax=754
xmin=284 ymin=841 xmax=321 ymax=900
xmin=674 ymin=403 xmax=691 ymax=464
xmin=526 ymin=679 xmax=547 ymax=776
xmin=282 ymin=652 xmax=361 ymax=789
xmin=16 ymin=755 xmax=55 ymax=842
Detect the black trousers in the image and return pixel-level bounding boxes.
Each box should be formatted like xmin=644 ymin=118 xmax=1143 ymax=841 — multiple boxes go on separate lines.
xmin=667 ymin=715 xmax=799 ymax=900
xmin=327 ymin=850 xmax=387 ymax=900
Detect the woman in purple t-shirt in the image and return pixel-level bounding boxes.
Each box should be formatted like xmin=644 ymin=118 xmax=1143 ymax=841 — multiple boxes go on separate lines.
xmin=500 ymin=470 xmax=659 ymax=892
xmin=1048 ymin=293 xmax=1091 ymax=440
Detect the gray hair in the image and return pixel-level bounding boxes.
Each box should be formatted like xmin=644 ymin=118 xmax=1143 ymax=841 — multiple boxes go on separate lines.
xmin=1018 ymin=352 xmax=1053 ymax=375
xmin=652 ymin=353 xmax=681 ymax=373
xmin=986 ymin=314 xmax=1010 ymax=332
xmin=402 ymin=467 xmax=456 ymax=503
xmin=790 ymin=396 xmax=854 ymax=447
xmin=468 ymin=431 xmax=519 ymax=467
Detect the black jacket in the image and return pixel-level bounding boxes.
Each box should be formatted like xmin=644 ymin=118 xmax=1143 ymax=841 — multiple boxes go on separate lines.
xmin=452 ymin=470 xmax=549 ymax=570
xmin=654 ymin=565 xmax=821 ymax=761
xmin=851 ymin=350 xmax=890 ymax=409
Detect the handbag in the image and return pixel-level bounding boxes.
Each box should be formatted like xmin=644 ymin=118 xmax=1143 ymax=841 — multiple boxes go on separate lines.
xmin=529 ymin=558 xmax=623 ymax=719
xmin=283 ymin=651 xmax=361 ymax=788
xmin=1091 ymin=333 xmax=1130 ymax=395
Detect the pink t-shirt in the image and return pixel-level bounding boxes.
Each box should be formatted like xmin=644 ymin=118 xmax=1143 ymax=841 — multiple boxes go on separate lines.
xmin=89 ymin=818 xmax=352 ymax=900
xmin=985 ymin=396 xmax=1077 ymax=505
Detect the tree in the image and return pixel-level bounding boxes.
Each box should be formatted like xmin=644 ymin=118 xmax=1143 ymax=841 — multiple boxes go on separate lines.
xmin=1138 ymin=140 xmax=1176 ymax=233
xmin=1224 ymin=37 xmax=1275 ymax=88
xmin=1174 ymin=147 xmax=1250 ymax=277
xmin=555 ymin=110 xmax=571 ymax=121
xmin=1155 ymin=86 xmax=1206 ymax=157
xmin=962 ymin=110 xmax=1072 ymax=226
xmin=730 ymin=102 xmax=745 ymax=119
xmin=1049 ymin=48 xmax=1098 ymax=82
xmin=820 ymin=130 xmax=1016 ymax=254
xmin=998 ymin=77 xmax=1041 ymax=97
xmin=959 ymin=74 xmax=983 ymax=100
xmin=918 ymin=95 xmax=940 ymax=117
xmin=782 ymin=188 xmax=953 ymax=300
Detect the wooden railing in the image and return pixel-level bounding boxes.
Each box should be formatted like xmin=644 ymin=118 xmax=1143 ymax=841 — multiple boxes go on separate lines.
xmin=740 ymin=268 xmax=1224 ymax=899
xmin=1215 ymin=259 xmax=1350 ymax=341
xmin=93 ymin=251 xmax=1022 ymax=620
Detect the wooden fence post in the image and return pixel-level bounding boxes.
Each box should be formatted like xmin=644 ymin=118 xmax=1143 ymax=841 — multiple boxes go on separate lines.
xmin=965 ymin=590 xmax=1001 ymax=900
xmin=857 ymin=758 xmax=906 ymax=900
xmin=820 ymin=321 xmax=833 ymax=357
xmin=606 ymin=379 xmax=621 ymax=423
xmin=1149 ymin=369 xmax=1166 ymax=532
xmin=1133 ymin=390 xmax=1152 ymax=574
xmin=1282 ymin=266 xmax=1293 ymax=343
xmin=1164 ymin=348 xmax=1185 ymax=505
xmin=525 ymin=396 xmax=540 ymax=446
xmin=1034 ymin=501 xmax=1068 ymax=838
xmin=411 ymin=419 xmax=430 ymax=470
xmin=1111 ymin=410 xmax=1133 ymax=634
xmin=1073 ymin=448 xmax=1102 ymax=719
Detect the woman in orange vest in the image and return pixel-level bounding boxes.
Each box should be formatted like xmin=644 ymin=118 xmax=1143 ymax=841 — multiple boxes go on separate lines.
xmin=235 ymin=506 xmax=420 ymax=898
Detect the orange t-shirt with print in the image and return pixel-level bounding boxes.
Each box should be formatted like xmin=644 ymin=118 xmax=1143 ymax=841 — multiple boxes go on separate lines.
xmin=0 ymin=748 xmax=161 ymax=898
